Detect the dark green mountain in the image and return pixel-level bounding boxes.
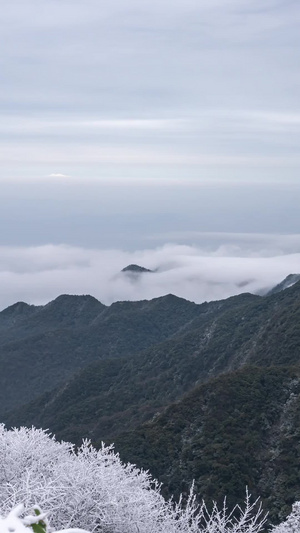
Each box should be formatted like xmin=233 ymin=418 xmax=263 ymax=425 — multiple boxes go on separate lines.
xmin=113 ymin=365 xmax=300 ymax=524
xmin=121 ymin=264 xmax=153 ymax=273
xmin=0 ymin=293 xmax=202 ymax=413
xmin=2 ymin=278 xmax=300 ymax=524
xmin=4 ymin=281 xmax=300 ymax=448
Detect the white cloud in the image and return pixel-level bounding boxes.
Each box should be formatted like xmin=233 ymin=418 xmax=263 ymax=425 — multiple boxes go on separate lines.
xmin=1 ymin=141 xmax=299 ymax=168
xmin=0 ymin=0 xmax=299 ymax=238
xmin=0 ymin=117 xmax=183 ymax=135
xmin=0 ymin=237 xmax=299 ymax=311
xmin=1 ymin=110 xmax=300 ymax=183
xmin=48 ymin=173 xmax=70 ymax=178
xmin=147 ymin=232 xmax=300 ymax=255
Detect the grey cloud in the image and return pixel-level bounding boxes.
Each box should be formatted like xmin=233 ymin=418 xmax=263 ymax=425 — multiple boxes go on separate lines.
xmin=147 ymin=232 xmax=300 ymax=256
xmin=0 ymin=180 xmax=299 ymax=251
xmin=1 ymin=0 xmax=299 ymax=182
xmin=1 ymin=0 xmax=299 ymax=114
xmin=0 ymin=0 xmax=299 ymax=248
xmin=0 ymin=240 xmax=299 ymax=311
xmin=0 ymin=111 xmax=299 ymax=175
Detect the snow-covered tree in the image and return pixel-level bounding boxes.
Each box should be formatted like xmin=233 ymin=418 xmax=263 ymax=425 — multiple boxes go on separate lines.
xmin=271 ymin=501 xmax=300 ymax=533
xmin=0 ymin=425 xmax=268 ymax=533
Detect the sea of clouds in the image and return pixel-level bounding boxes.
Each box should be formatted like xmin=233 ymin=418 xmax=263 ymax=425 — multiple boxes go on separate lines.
xmin=0 ymin=234 xmax=300 ymax=310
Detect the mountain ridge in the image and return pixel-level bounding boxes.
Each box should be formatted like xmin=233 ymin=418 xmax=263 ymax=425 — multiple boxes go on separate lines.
xmin=1 ymin=276 xmax=300 ymax=525
xmin=3 ymin=279 xmax=300 ymax=446
xmin=0 ymin=292 xmax=204 ymax=413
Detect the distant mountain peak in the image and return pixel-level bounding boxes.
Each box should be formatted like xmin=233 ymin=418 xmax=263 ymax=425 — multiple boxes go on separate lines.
xmin=267 ymin=273 xmax=300 ymax=296
xmin=1 ymin=302 xmax=41 ymax=317
xmin=1 ymin=301 xmax=34 ymax=314
xmin=121 ymin=264 xmax=153 ymax=274
xmin=48 ymin=293 xmax=102 ymax=305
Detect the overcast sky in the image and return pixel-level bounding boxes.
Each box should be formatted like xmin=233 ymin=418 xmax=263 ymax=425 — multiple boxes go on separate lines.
xmin=0 ymin=0 xmax=300 ymax=306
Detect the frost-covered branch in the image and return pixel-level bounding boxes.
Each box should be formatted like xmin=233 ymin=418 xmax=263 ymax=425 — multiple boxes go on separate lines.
xmin=0 ymin=424 xmax=295 ymax=533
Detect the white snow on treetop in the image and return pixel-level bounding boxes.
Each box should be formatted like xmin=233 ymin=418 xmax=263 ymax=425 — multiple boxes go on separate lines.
xmin=0 ymin=425 xmax=297 ymax=533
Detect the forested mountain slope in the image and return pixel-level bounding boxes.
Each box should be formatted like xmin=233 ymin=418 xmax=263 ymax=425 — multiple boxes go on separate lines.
xmin=0 ymin=293 xmax=203 ymax=413
xmin=4 ymin=280 xmax=300 ymax=446
xmin=113 ymin=365 xmax=300 ymax=524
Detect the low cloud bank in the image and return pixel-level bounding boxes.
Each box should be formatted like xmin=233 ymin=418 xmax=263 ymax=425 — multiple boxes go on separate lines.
xmin=0 ymin=238 xmax=299 ymax=310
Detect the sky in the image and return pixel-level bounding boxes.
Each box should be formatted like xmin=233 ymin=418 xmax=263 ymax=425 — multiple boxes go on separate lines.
xmin=0 ymin=0 xmax=300 ymax=308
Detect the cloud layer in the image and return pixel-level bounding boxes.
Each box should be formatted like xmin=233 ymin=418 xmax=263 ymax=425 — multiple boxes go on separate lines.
xmin=0 ymin=0 xmax=299 ymax=182
xmin=0 ymin=238 xmax=299 ymax=311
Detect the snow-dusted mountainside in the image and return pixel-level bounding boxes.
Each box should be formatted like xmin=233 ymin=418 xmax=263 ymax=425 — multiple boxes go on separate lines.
xmin=1 ymin=276 xmax=300 ymax=523
xmin=267 ymin=273 xmax=300 ymax=295
xmin=114 ymin=365 xmax=300 ymax=524
xmin=4 ymin=278 xmax=300 ymax=438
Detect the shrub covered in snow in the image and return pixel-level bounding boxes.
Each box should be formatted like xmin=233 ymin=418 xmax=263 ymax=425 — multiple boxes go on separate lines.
xmin=0 ymin=504 xmax=89 ymax=533
xmin=0 ymin=424 xmax=287 ymax=533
